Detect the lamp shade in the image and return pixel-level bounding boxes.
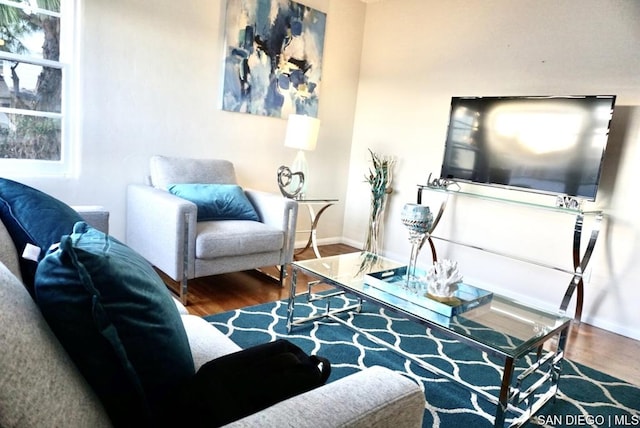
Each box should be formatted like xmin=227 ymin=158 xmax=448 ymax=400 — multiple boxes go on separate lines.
xmin=284 ymin=114 xmax=320 ymax=151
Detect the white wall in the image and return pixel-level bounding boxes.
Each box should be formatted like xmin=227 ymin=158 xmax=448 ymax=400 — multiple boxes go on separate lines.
xmin=343 ymin=0 xmax=640 ymax=339
xmin=6 ymin=0 xmax=366 ymax=247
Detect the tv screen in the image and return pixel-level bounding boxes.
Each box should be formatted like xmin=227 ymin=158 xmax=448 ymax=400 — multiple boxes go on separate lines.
xmin=439 ymin=95 xmax=616 ymax=201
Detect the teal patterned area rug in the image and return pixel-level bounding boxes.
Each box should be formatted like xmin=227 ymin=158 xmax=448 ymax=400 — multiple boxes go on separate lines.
xmin=204 ymin=294 xmax=640 ymax=428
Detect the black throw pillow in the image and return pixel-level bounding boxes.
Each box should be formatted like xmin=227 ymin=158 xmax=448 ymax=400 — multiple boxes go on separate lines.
xmin=172 ymin=339 xmax=331 ymax=428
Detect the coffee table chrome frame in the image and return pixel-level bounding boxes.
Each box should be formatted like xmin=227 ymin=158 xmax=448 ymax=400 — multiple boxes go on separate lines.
xmin=286 ymin=263 xmax=571 ymax=428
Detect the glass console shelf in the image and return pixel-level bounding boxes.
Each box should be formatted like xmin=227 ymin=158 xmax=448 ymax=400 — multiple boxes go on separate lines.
xmin=416 ymin=184 xmax=604 ymax=323
xmin=417 ymin=184 xmax=602 ymax=216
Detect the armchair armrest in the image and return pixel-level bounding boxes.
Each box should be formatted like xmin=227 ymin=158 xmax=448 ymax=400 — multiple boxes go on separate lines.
xmin=126 ymin=184 xmax=197 ymax=281
xmin=226 ymin=366 xmax=425 ymax=428
xmin=72 ymin=205 xmax=110 ymax=234
xmin=245 ymin=190 xmax=298 ymax=264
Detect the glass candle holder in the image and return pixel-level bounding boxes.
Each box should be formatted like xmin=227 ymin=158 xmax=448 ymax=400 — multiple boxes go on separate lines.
xmin=400 ymin=203 xmax=434 ymax=288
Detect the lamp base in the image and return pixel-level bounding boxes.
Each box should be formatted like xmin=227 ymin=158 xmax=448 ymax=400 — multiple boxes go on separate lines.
xmin=289 ymin=150 xmax=308 ymax=197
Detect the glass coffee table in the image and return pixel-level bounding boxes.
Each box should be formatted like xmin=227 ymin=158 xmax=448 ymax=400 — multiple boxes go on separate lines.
xmin=286 ymin=251 xmax=572 ymax=427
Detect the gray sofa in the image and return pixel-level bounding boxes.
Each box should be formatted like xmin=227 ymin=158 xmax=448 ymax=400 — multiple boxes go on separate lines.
xmin=0 ymin=207 xmax=425 ymax=427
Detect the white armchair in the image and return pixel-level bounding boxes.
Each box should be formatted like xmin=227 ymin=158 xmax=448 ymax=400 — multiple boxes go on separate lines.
xmin=126 ymin=156 xmax=298 ymax=304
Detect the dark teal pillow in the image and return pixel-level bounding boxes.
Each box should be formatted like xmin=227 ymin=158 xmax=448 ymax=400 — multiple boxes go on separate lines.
xmin=167 ymin=183 xmax=260 ymax=221
xmin=0 ymin=178 xmax=82 ymax=293
xmin=34 ymin=222 xmax=195 ymax=426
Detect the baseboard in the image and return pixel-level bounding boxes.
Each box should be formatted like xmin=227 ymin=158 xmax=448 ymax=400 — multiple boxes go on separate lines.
xmin=340 ymin=237 xmax=363 ymax=249
xmin=580 ymin=315 xmax=640 ymax=341
xmin=294 ymin=236 xmax=343 ymax=249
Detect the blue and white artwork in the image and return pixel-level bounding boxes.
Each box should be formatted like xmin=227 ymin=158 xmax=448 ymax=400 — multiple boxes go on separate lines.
xmin=222 ymin=0 xmax=326 ymax=118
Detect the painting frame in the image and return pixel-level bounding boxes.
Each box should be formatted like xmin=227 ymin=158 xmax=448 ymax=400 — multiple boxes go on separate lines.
xmin=221 ymin=0 xmax=327 ymax=119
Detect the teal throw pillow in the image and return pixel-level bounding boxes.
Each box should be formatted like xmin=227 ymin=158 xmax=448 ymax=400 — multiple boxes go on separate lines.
xmin=34 ymin=222 xmax=195 ymax=427
xmin=0 ymin=178 xmax=83 ymax=293
xmin=167 ymin=183 xmax=260 ymax=221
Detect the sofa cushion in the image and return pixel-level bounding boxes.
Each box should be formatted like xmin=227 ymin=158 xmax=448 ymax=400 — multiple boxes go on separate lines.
xmin=195 ymin=220 xmax=284 ymax=259
xmin=0 ymin=219 xmax=21 ymax=280
xmin=168 ymin=183 xmax=260 ymax=222
xmin=34 ymin=222 xmax=195 ymax=426
xmin=0 ymin=262 xmax=111 ymax=428
xmin=180 ymin=314 xmax=242 ymax=370
xmin=0 ymin=178 xmax=83 ymax=292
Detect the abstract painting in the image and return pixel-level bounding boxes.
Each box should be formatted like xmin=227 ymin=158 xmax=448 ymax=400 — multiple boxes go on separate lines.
xmin=221 ymin=0 xmax=327 ymax=118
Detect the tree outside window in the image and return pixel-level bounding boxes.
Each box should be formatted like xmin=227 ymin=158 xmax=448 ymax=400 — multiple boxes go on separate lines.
xmin=0 ymin=0 xmax=63 ymax=162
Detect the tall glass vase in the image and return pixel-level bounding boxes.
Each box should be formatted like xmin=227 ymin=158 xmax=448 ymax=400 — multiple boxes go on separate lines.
xmin=363 ymin=149 xmax=395 ymax=255
xmin=364 ymin=193 xmax=388 ymax=255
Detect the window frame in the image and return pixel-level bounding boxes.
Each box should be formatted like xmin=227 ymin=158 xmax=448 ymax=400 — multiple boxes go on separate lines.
xmin=0 ymin=0 xmax=78 ymax=178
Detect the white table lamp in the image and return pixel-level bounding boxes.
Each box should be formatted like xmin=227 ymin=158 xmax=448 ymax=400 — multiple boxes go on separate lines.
xmin=283 ymin=114 xmax=320 ymax=197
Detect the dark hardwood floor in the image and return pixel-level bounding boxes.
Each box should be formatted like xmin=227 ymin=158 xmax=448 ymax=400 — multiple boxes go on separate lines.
xmin=161 ymin=244 xmax=640 ymax=387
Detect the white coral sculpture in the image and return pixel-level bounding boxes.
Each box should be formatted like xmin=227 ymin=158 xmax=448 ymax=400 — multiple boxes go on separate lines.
xmin=426 ymin=259 xmax=463 ymax=298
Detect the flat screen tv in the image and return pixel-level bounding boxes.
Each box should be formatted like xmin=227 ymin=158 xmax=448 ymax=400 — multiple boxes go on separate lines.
xmin=439 ymin=95 xmax=616 ymax=201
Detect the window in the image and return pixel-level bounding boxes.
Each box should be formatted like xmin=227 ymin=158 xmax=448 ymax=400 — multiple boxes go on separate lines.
xmin=0 ymin=0 xmax=75 ymax=176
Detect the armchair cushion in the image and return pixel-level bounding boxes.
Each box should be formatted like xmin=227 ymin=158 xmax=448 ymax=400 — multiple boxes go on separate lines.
xmin=196 ymin=220 xmax=284 ymax=259
xmin=168 ymin=183 xmax=259 ymax=222
xmin=34 ymin=222 xmax=195 ymax=426
xmin=0 ymin=178 xmax=82 ymax=292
